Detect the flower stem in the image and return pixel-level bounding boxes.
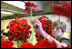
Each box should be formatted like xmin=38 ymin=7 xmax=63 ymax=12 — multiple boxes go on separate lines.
xmin=31 ymin=9 xmax=33 ymax=20
xmin=17 ymin=40 xmax=19 ymax=48
xmin=30 ymin=10 xmax=35 ymax=44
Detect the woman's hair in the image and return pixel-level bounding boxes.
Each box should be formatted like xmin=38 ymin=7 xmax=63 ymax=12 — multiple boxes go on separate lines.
xmin=52 ymin=20 xmax=66 ymax=33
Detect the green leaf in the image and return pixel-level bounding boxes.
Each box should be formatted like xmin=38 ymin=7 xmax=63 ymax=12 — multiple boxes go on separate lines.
xmin=14 ymin=38 xmax=18 ymax=42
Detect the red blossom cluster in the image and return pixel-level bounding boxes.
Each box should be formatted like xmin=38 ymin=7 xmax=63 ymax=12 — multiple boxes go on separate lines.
xmin=24 ymin=1 xmax=38 ymax=13
xmin=1 ymin=40 xmax=70 ymax=48
xmin=35 ymin=40 xmax=57 ymax=48
xmin=35 ymin=16 xmax=54 ymax=41
xmin=51 ymin=1 xmax=71 ymax=18
xmin=20 ymin=40 xmax=71 ymax=48
xmin=1 ymin=40 xmax=14 ymax=48
xmin=21 ymin=42 xmax=36 ymax=48
xmin=6 ymin=17 xmax=32 ymax=41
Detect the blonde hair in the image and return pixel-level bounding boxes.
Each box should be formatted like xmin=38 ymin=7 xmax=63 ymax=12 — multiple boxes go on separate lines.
xmin=52 ymin=20 xmax=66 ymax=32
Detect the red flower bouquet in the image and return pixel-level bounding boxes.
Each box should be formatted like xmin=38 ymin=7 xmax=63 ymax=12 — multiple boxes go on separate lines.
xmin=35 ymin=16 xmax=54 ymax=41
xmin=1 ymin=40 xmax=14 ymax=48
xmin=51 ymin=1 xmax=71 ymax=18
xmin=20 ymin=40 xmax=71 ymax=48
xmin=35 ymin=40 xmax=57 ymax=48
xmin=6 ymin=17 xmax=32 ymax=41
xmin=38 ymin=16 xmax=52 ymax=34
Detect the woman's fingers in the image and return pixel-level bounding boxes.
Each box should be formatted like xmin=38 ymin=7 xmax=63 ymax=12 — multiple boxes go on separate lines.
xmin=30 ymin=20 xmax=33 ymax=24
xmin=34 ymin=19 xmax=41 ymax=23
xmin=30 ymin=19 xmax=40 ymax=24
xmin=30 ymin=20 xmax=35 ymax=24
xmin=34 ymin=23 xmax=39 ymax=29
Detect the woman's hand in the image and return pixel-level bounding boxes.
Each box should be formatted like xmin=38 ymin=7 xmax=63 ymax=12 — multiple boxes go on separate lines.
xmin=30 ymin=19 xmax=48 ymax=37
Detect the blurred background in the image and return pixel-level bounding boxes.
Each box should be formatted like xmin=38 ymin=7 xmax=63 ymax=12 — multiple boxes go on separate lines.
xmin=1 ymin=1 xmax=71 ymax=46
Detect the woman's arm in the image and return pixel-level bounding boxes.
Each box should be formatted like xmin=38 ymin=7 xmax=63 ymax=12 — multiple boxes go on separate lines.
xmin=40 ymin=29 xmax=67 ymax=48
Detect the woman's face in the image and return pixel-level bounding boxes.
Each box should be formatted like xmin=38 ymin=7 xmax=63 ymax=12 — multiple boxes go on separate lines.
xmin=52 ymin=27 xmax=63 ymax=37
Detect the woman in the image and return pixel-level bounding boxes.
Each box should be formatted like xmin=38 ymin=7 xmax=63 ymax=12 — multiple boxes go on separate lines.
xmin=30 ymin=19 xmax=70 ymax=48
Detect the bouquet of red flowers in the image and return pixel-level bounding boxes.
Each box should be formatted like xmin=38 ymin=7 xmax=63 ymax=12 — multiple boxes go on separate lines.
xmin=20 ymin=40 xmax=71 ymax=48
xmin=6 ymin=17 xmax=32 ymax=42
xmin=1 ymin=40 xmax=15 ymax=48
xmin=51 ymin=1 xmax=71 ymax=18
xmin=35 ymin=16 xmax=54 ymax=41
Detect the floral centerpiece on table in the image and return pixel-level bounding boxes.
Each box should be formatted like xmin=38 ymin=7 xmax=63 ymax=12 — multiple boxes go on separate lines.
xmin=6 ymin=17 xmax=32 ymax=48
xmin=7 ymin=17 xmax=31 ymax=41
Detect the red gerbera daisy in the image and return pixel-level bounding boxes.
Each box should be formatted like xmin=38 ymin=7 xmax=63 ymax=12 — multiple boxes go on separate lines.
xmin=24 ymin=1 xmax=38 ymax=13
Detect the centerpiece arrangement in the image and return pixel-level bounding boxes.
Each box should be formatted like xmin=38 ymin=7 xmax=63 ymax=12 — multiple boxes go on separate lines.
xmin=6 ymin=17 xmax=32 ymax=48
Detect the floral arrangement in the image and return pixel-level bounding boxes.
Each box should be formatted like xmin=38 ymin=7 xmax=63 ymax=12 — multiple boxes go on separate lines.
xmin=20 ymin=40 xmax=71 ymax=48
xmin=35 ymin=16 xmax=54 ymax=41
xmin=24 ymin=1 xmax=38 ymax=14
xmin=6 ymin=17 xmax=31 ymax=41
xmin=1 ymin=40 xmax=15 ymax=48
xmin=51 ymin=1 xmax=71 ymax=18
xmin=1 ymin=40 xmax=70 ymax=48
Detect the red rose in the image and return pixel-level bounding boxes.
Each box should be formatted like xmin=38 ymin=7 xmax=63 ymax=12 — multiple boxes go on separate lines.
xmin=23 ymin=30 xmax=27 ymax=33
xmin=19 ymin=19 xmax=28 ymax=24
xmin=37 ymin=38 xmax=41 ymax=41
xmin=14 ymin=23 xmax=19 ymax=27
xmin=10 ymin=26 xmax=18 ymax=33
xmin=29 ymin=31 xmax=32 ymax=34
xmin=28 ymin=25 xmax=31 ymax=29
xmin=14 ymin=32 xmax=18 ymax=36
xmin=23 ymin=22 xmax=28 ymax=25
xmin=18 ymin=30 xmax=22 ymax=34
xmin=10 ymin=20 xmax=15 ymax=25
xmin=9 ymin=37 xmax=14 ymax=41
xmin=7 ymin=31 xmax=11 ymax=35
xmin=15 ymin=17 xmax=21 ymax=22
xmin=19 ymin=24 xmax=24 ymax=30
xmin=6 ymin=26 xmax=9 ymax=29
xmin=21 ymin=36 xmax=25 ymax=39
xmin=35 ymin=34 xmax=40 ymax=38
xmin=41 ymin=20 xmax=46 ymax=24
xmin=43 ymin=25 xmax=48 ymax=28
